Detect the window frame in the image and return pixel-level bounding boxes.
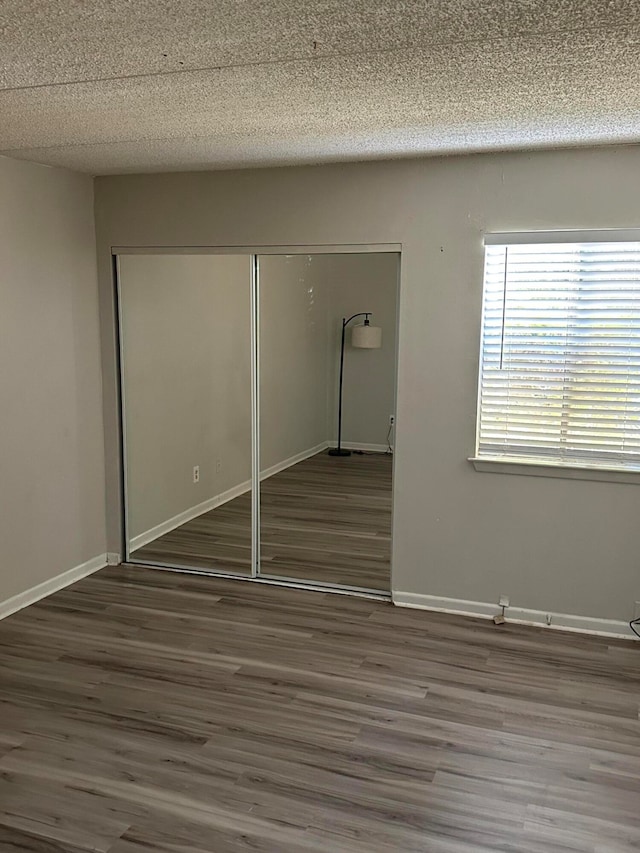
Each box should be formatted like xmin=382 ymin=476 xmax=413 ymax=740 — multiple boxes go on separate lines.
xmin=470 ymin=229 xmax=640 ymax=484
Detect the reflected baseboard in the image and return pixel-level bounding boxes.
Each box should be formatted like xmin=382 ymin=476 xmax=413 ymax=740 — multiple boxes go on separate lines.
xmin=260 ymin=442 xmax=327 ymax=481
xmin=129 ymin=480 xmax=252 ymax=552
xmin=327 ymin=441 xmax=390 ymax=454
xmin=129 ymin=441 xmax=328 ymax=554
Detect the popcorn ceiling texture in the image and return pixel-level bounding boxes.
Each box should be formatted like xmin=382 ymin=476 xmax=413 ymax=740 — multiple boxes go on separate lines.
xmin=1 ymin=0 xmax=639 ymax=174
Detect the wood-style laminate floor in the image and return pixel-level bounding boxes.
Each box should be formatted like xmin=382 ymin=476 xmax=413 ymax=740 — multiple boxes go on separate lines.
xmin=132 ymin=451 xmax=392 ymax=591
xmin=1 ymin=565 xmax=638 ymax=852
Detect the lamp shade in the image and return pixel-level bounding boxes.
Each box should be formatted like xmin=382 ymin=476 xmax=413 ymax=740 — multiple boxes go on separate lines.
xmin=351 ymin=323 xmax=382 ymax=349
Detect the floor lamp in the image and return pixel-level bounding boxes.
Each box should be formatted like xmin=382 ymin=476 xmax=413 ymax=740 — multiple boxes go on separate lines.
xmin=328 ymin=312 xmax=382 ymax=457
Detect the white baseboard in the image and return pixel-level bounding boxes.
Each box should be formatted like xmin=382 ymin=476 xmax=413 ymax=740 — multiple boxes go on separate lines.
xmin=130 ymin=479 xmax=252 ymax=552
xmin=260 ymin=442 xmax=328 ymax=480
xmin=328 ymin=441 xmax=390 ymax=453
xmin=392 ymin=591 xmax=634 ymax=640
xmin=130 ymin=442 xmax=328 ymax=552
xmin=0 ymin=553 xmax=107 ymax=622
xmin=106 ymin=552 xmax=121 ymax=566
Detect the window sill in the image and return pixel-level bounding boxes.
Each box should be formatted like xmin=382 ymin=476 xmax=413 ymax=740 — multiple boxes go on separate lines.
xmin=468 ymin=456 xmax=640 ymax=485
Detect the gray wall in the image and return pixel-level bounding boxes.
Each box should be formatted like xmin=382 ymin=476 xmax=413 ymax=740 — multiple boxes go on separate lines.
xmin=260 ymin=253 xmax=399 ymax=456
xmin=259 ymin=254 xmax=331 ymax=469
xmin=95 ymin=146 xmax=640 ymax=622
xmin=119 ymin=253 xmax=331 ymax=544
xmin=0 ymin=156 xmax=106 ymax=601
xmin=119 ymin=254 xmax=252 ymax=540
xmin=323 ymin=253 xmax=399 ymax=448
xmin=120 ymin=251 xmax=399 ymax=543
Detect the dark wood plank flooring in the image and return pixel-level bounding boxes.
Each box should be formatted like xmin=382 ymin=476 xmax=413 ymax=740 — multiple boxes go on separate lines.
xmin=0 ymin=566 xmax=638 ymax=851
xmin=132 ymin=451 xmax=392 ymax=591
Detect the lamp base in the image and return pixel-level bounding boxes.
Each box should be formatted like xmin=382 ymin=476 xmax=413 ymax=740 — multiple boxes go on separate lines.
xmin=328 ymin=447 xmax=352 ymax=457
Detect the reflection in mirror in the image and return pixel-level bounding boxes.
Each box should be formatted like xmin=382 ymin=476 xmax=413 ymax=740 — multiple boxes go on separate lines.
xmin=118 ymin=253 xmax=252 ymax=574
xmin=258 ymin=253 xmax=398 ymax=591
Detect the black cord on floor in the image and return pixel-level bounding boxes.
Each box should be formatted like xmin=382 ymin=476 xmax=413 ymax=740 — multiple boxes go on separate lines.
xmin=630 ymin=617 xmax=640 ymax=639
xmin=351 ymin=423 xmax=394 ymax=457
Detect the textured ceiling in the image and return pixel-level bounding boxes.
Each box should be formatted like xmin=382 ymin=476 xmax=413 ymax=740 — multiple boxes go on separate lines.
xmin=1 ymin=1 xmax=640 ymax=174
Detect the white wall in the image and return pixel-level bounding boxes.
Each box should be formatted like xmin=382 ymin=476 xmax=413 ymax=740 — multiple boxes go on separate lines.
xmin=0 ymin=156 xmax=106 ymax=603
xmin=119 ymin=254 xmax=252 ymax=541
xmin=94 ymin=146 xmax=640 ymax=626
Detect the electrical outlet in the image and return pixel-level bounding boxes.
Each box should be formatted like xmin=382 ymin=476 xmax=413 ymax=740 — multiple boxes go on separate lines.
xmin=193 ymin=465 xmax=200 ymax=483
xmin=216 ymin=459 xmax=222 ymax=473
xmin=498 ymin=594 xmax=509 ymax=608
xmin=389 ymin=415 xmax=395 ymax=426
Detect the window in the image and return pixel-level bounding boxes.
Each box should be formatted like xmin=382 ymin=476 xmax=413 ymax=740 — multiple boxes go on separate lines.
xmin=476 ymin=232 xmax=640 ymax=471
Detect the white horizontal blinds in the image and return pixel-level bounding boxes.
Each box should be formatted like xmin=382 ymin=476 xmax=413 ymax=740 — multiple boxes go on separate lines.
xmin=478 ymin=240 xmax=640 ymax=467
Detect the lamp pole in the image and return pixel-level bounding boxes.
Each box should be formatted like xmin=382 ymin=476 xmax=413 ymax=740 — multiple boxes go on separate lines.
xmin=328 ymin=312 xmax=372 ymax=457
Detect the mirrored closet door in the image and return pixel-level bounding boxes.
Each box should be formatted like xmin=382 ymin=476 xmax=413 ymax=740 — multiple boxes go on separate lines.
xmin=258 ymin=253 xmax=398 ymax=592
xmin=117 ymin=249 xmax=399 ymax=594
xmin=118 ymin=253 xmax=253 ymax=575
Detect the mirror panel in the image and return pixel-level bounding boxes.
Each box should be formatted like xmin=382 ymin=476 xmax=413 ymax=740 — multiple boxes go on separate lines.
xmin=258 ymin=253 xmax=398 ymax=591
xmin=118 ymin=253 xmax=253 ymax=574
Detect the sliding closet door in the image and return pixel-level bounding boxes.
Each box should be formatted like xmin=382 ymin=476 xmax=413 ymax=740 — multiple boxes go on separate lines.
xmin=257 ymin=253 xmax=398 ymax=592
xmin=118 ymin=253 xmax=253 ymax=574
xmin=257 ymin=255 xmax=330 ymax=583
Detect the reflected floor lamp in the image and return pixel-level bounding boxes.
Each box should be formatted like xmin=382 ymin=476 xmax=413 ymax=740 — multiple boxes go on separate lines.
xmin=328 ymin=312 xmax=382 ymax=457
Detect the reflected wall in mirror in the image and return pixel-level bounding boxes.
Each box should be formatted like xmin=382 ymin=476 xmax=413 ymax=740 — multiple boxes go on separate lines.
xmin=118 ymin=253 xmax=253 ymax=574
xmin=258 ymin=252 xmax=398 ymax=591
